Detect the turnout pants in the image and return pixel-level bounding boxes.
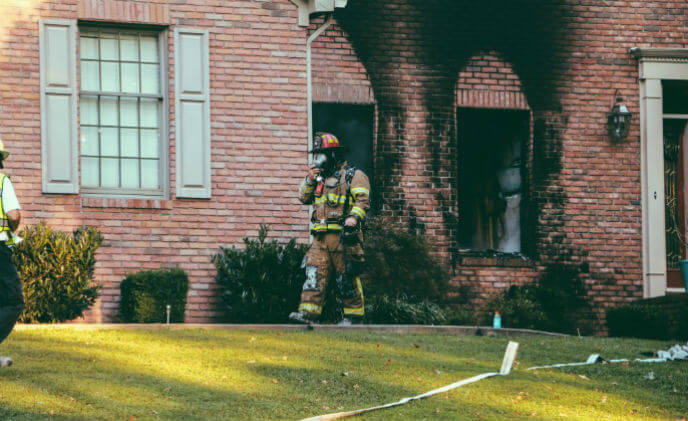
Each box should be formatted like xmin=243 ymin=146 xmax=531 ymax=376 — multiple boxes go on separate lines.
xmin=0 ymin=244 xmax=23 ymax=344
xmin=298 ymin=232 xmax=365 ymax=318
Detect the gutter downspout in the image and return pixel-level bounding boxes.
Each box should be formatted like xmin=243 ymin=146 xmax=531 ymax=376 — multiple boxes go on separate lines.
xmin=306 ymin=14 xmax=334 ymax=152
xmin=305 ymin=14 xmax=334 ymax=243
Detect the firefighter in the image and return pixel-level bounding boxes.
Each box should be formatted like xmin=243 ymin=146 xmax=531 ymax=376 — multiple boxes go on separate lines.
xmin=0 ymin=138 xmax=23 ymax=367
xmin=289 ymin=132 xmax=370 ymax=325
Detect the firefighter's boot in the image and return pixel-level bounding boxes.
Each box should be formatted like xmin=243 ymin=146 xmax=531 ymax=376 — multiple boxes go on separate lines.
xmin=336 ymin=317 xmax=362 ymax=326
xmin=288 ymin=311 xmax=314 ymax=324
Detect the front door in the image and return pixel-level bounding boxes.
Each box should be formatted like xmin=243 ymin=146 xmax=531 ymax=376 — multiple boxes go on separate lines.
xmin=664 ymin=118 xmax=687 ymax=290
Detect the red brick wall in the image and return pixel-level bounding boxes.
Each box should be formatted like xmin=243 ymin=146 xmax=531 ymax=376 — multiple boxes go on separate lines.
xmin=0 ymin=0 xmax=309 ymax=322
xmin=456 ymin=51 xmax=528 ymax=110
xmin=309 ymin=0 xmax=688 ymax=332
xmin=1 ymin=0 xmax=685 ymax=332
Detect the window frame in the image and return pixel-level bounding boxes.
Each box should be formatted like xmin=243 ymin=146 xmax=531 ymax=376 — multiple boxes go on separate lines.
xmin=77 ymin=23 xmax=169 ymax=199
xmin=456 ymin=107 xmax=531 ymax=256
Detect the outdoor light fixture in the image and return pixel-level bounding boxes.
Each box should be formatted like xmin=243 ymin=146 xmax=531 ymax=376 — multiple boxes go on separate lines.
xmin=608 ymin=90 xmax=632 ymax=141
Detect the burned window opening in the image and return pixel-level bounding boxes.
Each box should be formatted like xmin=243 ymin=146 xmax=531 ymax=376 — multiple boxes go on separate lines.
xmin=457 ymin=108 xmax=530 ymax=255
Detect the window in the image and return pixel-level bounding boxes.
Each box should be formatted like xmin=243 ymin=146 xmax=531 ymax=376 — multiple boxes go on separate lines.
xmin=457 ymin=108 xmax=530 ymax=254
xmin=79 ymin=28 xmax=165 ymax=196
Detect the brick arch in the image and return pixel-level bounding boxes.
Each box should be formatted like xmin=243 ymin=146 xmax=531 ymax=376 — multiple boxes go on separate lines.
xmin=309 ymin=16 xmax=374 ymax=104
xmin=455 ymin=51 xmax=529 ymax=111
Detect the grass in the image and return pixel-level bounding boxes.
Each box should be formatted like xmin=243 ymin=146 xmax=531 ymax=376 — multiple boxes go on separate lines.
xmin=0 ymin=327 xmax=686 ymax=421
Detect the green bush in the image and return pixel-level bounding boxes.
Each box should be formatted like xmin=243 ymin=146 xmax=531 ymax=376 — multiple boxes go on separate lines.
xmin=362 ymin=216 xmax=450 ymax=302
xmin=12 ymin=223 xmax=102 ymax=323
xmin=354 ymin=216 xmax=452 ymax=325
xmin=482 ymin=263 xmax=588 ymax=333
xmin=606 ymin=305 xmax=669 ymax=340
xmin=481 ymin=286 xmax=548 ymax=329
xmin=118 ymin=268 xmax=189 ymax=323
xmin=212 ymin=225 xmax=307 ymax=323
xmin=607 ymin=295 xmax=688 ymax=340
xmin=442 ymin=307 xmax=476 ymax=325
xmin=365 ymin=295 xmax=447 ymax=325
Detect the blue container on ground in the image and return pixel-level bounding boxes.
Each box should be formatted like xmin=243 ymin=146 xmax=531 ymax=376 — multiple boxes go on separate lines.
xmin=493 ymin=312 xmax=501 ymax=329
xmin=680 ymin=259 xmax=688 ymax=291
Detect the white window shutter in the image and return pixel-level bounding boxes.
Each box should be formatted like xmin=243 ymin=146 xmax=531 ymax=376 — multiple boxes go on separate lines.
xmin=174 ymin=28 xmax=211 ymax=199
xmin=40 ymin=20 xmax=78 ymax=194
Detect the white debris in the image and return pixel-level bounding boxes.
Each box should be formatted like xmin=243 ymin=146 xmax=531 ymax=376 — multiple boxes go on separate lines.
xmin=656 ymin=342 xmax=688 ymax=361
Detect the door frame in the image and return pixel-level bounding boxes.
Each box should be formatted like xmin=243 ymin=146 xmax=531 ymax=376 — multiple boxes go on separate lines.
xmin=633 ymin=47 xmax=688 ymax=296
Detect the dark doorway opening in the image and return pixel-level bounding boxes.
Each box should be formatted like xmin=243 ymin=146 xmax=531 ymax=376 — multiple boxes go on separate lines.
xmin=313 ymin=102 xmax=376 ymax=209
xmin=457 ymin=108 xmax=530 ymax=254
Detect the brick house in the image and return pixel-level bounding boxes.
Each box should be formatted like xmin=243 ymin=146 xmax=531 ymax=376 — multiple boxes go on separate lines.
xmin=0 ymin=0 xmax=686 ymax=331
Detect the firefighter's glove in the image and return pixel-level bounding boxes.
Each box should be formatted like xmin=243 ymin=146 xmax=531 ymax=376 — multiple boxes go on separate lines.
xmin=340 ymin=223 xmax=360 ymax=245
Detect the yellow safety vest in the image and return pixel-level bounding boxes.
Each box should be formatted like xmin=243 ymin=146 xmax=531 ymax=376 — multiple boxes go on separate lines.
xmin=0 ymin=173 xmax=16 ymax=246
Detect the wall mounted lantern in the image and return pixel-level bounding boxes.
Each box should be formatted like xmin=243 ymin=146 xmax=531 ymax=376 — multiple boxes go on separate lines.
xmin=608 ymin=90 xmax=632 ymax=141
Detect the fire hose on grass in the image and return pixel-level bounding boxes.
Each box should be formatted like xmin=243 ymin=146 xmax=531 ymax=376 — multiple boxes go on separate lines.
xmin=300 ymin=340 xmax=688 ymax=421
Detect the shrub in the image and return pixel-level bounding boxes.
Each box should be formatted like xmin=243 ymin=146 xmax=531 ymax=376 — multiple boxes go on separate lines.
xmin=443 ymin=307 xmax=477 ymax=326
xmin=118 ymin=268 xmax=189 ymax=323
xmin=212 ymin=225 xmax=307 ymax=323
xmin=607 ymin=295 xmax=688 ymax=340
xmin=351 ymin=216 xmax=452 ymax=325
xmin=362 ymin=216 xmax=450 ymax=302
xmin=365 ymin=295 xmax=447 ymax=325
xmin=481 ymin=263 xmax=588 ymax=333
xmin=12 ymin=223 xmax=102 ymax=323
xmin=481 ymin=286 xmax=548 ymax=329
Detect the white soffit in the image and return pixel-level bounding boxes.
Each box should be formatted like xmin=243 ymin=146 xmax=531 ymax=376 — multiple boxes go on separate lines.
xmin=290 ymin=0 xmax=348 ymax=26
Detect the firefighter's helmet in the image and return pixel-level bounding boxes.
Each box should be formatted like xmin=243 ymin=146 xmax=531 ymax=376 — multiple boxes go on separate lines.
xmin=0 ymin=137 xmax=9 ymax=160
xmin=311 ymin=132 xmax=344 ymax=154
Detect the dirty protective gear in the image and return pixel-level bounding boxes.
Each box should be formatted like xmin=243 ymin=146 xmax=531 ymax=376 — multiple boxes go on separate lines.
xmin=337 ymin=317 xmax=362 ymax=326
xmin=295 ymin=159 xmax=371 ymax=321
xmin=299 ymin=163 xmax=370 ymax=234
xmin=296 ymin=232 xmax=365 ymax=318
xmin=340 ymin=223 xmax=360 ymax=245
xmin=288 ymin=310 xmax=314 ymax=324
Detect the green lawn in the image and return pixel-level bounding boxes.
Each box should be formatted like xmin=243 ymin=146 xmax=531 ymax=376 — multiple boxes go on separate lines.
xmin=0 ymin=327 xmax=686 ymax=421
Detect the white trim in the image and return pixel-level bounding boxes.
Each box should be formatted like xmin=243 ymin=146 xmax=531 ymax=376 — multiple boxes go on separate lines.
xmin=664 ymin=114 xmax=688 ymax=120
xmin=634 ymin=47 xmax=688 ymax=298
xmin=666 ymin=287 xmax=686 ymax=293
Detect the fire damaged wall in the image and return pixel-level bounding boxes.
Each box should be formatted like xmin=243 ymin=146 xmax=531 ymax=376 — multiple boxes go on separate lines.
xmin=313 ymin=0 xmax=652 ymax=331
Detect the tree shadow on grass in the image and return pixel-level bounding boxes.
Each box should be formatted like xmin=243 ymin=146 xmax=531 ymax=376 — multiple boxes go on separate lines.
xmin=0 ymin=330 xmax=510 ymax=420
xmin=4 ymin=330 xmax=682 ymax=420
xmin=0 ymin=337 xmax=308 ymax=421
xmin=0 ymin=346 xmax=256 ymax=420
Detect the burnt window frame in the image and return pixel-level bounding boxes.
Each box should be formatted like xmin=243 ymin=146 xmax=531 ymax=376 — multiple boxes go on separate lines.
xmin=456 ymin=107 xmax=532 ymax=258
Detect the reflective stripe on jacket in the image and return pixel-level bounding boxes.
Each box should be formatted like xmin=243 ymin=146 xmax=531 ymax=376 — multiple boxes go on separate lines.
xmin=298 ymin=163 xmax=371 ymax=233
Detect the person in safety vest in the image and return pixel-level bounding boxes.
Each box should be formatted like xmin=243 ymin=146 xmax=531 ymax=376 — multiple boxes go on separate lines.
xmin=289 ymin=132 xmax=371 ymax=326
xmin=0 ymin=137 xmax=23 ymax=367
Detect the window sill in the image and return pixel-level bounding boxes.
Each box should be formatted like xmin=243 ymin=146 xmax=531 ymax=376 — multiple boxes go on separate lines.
xmin=457 ymin=253 xmax=533 ymax=268
xmin=81 ymin=197 xmax=172 ymax=210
